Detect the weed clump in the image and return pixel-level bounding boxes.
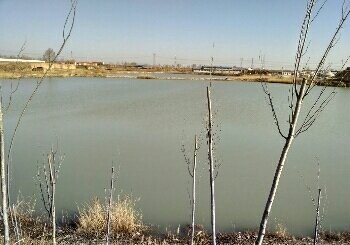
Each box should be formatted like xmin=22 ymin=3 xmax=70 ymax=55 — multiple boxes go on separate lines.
xmin=77 ymin=195 xmax=146 ymax=239
xmin=274 ymin=223 xmax=289 ymax=239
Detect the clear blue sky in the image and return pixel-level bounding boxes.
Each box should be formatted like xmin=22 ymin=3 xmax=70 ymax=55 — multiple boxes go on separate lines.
xmin=0 ymin=0 xmax=349 ymax=69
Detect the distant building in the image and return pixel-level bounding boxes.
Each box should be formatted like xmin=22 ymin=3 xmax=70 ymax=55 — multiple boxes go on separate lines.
xmin=300 ymin=70 xmax=315 ymax=77
xmin=193 ymin=65 xmax=242 ymax=75
xmin=76 ymin=61 xmax=104 ymax=70
xmin=0 ymin=58 xmax=76 ymax=71
xmin=282 ymin=70 xmax=293 ymax=76
xmin=0 ymin=58 xmax=45 ymax=63
xmin=76 ymin=61 xmax=104 ymax=66
xmin=0 ymin=58 xmax=47 ymax=71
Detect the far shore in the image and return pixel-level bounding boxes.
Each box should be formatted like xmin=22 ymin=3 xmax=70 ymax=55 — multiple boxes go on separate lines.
xmin=0 ymin=67 xmax=347 ymax=87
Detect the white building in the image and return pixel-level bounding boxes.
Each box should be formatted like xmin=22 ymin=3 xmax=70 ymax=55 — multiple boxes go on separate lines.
xmin=0 ymin=58 xmax=45 ymax=63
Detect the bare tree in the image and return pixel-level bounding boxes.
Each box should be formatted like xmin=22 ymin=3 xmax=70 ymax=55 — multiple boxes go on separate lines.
xmin=36 ymin=146 xmax=64 ymax=245
xmin=0 ymin=40 xmax=26 ymax=209
xmin=256 ymin=1 xmax=350 ymax=244
xmin=207 ymin=85 xmax=216 ymax=245
xmin=42 ymin=48 xmax=56 ymax=63
xmin=0 ymin=41 xmax=28 ymax=245
xmin=0 ymin=101 xmax=10 ymax=244
xmin=7 ymin=0 xmax=77 ymax=179
xmin=0 ymin=2 xmax=76 ymax=244
xmin=181 ymin=135 xmax=199 ymax=245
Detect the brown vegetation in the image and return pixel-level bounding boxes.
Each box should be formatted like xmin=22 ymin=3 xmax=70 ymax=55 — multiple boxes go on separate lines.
xmin=77 ymin=196 xmax=146 ymax=239
xmin=1 ymin=197 xmax=350 ymax=244
xmin=0 ymin=63 xmax=31 ymax=72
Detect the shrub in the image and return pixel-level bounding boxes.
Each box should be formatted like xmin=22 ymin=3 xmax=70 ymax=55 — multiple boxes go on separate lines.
xmin=77 ymin=195 xmax=146 ymax=239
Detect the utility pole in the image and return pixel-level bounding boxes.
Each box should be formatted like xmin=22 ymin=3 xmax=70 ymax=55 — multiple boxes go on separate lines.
xmin=240 ymin=58 xmax=243 ymax=69
xmin=153 ymin=53 xmax=156 ymax=67
xmin=262 ymin=55 xmax=265 ymax=70
xmin=259 ymin=53 xmax=266 ymax=70
xmin=210 ymin=43 xmax=215 ymax=80
xmin=251 ymin=58 xmax=254 ymax=69
xmin=174 ymin=55 xmax=177 ymax=68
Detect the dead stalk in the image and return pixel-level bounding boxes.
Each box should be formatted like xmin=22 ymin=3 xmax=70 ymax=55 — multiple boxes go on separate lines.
xmin=36 ymin=146 xmax=64 ymax=245
xmin=313 ymin=188 xmax=322 ymax=245
xmin=182 ymin=135 xmax=199 ymax=245
xmin=106 ymin=166 xmax=116 ymax=245
xmin=190 ymin=135 xmax=198 ymax=245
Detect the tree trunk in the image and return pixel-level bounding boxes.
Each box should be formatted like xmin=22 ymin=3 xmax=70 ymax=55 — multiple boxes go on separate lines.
xmin=256 ymin=80 xmax=307 ymax=245
xmin=52 ymin=182 xmax=56 ymax=245
xmin=313 ymin=188 xmax=321 ymax=245
xmin=191 ymin=135 xmax=198 ymax=245
xmin=0 ymin=105 xmax=10 ymax=245
xmin=207 ymin=86 xmax=216 ymax=245
xmin=106 ymin=167 xmax=115 ymax=245
xmin=48 ymin=157 xmax=56 ymax=245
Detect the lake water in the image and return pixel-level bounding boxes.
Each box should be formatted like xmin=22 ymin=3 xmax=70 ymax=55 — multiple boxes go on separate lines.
xmin=1 ymin=76 xmax=349 ymax=235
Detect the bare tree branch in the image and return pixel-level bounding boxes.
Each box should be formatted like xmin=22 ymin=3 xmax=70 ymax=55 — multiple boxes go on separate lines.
xmin=311 ymin=0 xmax=328 ymax=23
xmin=2 ymin=40 xmax=26 ymax=114
xmin=296 ymin=88 xmax=336 ymax=137
xmin=261 ymin=83 xmax=287 ymax=139
xmin=297 ymin=169 xmax=316 ymax=207
xmin=181 ymin=143 xmax=193 ymax=178
xmin=340 ymin=55 xmax=350 ymax=70
xmin=291 ymin=0 xmax=315 ymax=99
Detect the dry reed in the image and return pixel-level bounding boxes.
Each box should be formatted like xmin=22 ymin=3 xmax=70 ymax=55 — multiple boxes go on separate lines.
xmin=77 ymin=195 xmax=146 ymax=239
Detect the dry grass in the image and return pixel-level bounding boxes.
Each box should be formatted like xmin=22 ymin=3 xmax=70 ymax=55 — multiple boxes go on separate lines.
xmin=9 ymin=199 xmax=48 ymax=238
xmin=320 ymin=231 xmax=350 ymax=243
xmin=273 ymin=223 xmax=290 ymax=239
xmin=77 ymin=195 xmax=146 ymax=239
xmin=136 ymin=75 xmax=156 ymax=79
xmin=0 ymin=63 xmax=31 ymax=72
xmin=237 ymin=74 xmax=294 ymax=84
xmin=0 ymin=198 xmax=51 ymax=244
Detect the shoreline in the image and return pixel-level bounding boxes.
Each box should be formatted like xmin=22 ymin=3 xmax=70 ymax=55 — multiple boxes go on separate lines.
xmin=2 ymin=227 xmax=350 ymax=244
xmin=0 ymin=68 xmax=347 ymax=87
xmin=2 ymin=195 xmax=349 ymax=244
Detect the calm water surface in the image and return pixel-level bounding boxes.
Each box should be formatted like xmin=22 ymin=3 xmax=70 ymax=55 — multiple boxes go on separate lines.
xmin=1 ymin=76 xmax=349 ymax=235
